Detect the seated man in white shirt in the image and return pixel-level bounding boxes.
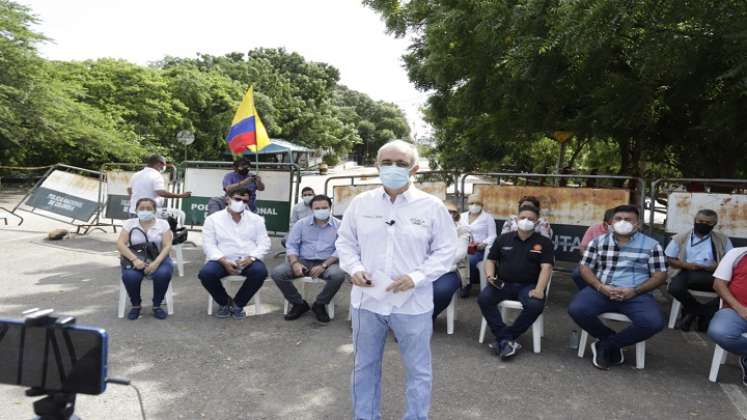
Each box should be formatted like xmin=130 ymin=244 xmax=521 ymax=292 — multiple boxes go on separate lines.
xmin=198 ymin=187 xmax=272 ymax=320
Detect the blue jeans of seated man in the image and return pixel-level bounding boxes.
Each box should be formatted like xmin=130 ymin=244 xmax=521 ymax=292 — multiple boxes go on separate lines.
xmin=477 ymin=281 xmax=545 ymax=341
xmin=351 ymin=308 xmax=432 ymax=420
xmin=433 ymin=271 xmax=460 ymax=319
xmin=468 ymin=250 xmax=485 ymax=285
xmin=121 ymin=257 xmax=173 ymax=306
xmin=571 ymin=266 xmax=587 ymax=290
xmin=568 ymin=286 xmax=665 ymax=351
xmin=708 ymin=308 xmax=747 ymax=356
xmin=198 ymin=259 xmax=268 ymax=307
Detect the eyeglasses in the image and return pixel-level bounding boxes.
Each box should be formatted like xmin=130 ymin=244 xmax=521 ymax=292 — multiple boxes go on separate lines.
xmin=231 ymin=197 xmax=250 ymax=204
xmin=379 ymin=160 xmax=412 ymax=169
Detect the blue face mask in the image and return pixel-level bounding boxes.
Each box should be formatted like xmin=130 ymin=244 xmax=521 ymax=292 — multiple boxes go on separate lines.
xmin=313 ymin=208 xmax=331 ymax=220
xmin=137 ymin=210 xmax=155 ymax=221
xmin=379 ymin=165 xmax=411 ymax=190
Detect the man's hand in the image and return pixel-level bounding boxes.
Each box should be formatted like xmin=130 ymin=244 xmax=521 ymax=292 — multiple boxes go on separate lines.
xmin=220 ymin=258 xmax=240 ymax=275
xmin=487 ymin=275 xmax=498 ymax=287
xmin=528 ymin=287 xmax=545 ymax=300
xmin=181 ymin=191 xmax=192 ymax=198
xmin=736 ymin=306 xmax=747 ymax=320
xmin=597 ymin=284 xmax=614 ymax=298
xmin=237 ymin=257 xmax=255 ymax=269
xmin=132 ymin=259 xmax=147 ymax=270
xmin=292 ymin=262 xmax=305 ymax=277
xmin=386 ymin=275 xmax=415 ymax=293
xmin=616 ymin=287 xmax=637 ymax=301
xmin=477 ymin=243 xmax=486 ymax=251
xmin=309 ymin=265 xmax=325 ymax=278
xmin=351 ymin=271 xmax=372 ymax=287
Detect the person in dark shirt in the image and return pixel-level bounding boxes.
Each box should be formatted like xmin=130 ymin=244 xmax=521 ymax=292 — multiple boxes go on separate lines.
xmin=478 ymin=205 xmax=554 ymax=360
xmin=222 ymin=157 xmax=265 ymax=212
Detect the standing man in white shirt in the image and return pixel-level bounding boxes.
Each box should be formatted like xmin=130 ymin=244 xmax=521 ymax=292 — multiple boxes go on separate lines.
xmin=336 ymin=140 xmax=456 ymax=420
xmin=198 ymin=187 xmax=272 ymax=320
xmin=127 ymin=154 xmax=191 ymax=217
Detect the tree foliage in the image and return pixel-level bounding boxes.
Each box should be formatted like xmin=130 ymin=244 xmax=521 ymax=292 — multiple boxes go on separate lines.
xmin=0 ymin=1 xmax=410 ymax=168
xmin=366 ymin=0 xmax=747 ymax=178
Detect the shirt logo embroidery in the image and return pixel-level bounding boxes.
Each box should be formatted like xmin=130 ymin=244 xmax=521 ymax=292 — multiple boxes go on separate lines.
xmin=409 ymin=217 xmax=427 ymax=226
xmin=362 ymin=215 xmax=383 ymax=219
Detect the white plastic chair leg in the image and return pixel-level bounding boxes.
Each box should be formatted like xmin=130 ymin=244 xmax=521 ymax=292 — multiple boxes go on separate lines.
xmin=253 ymin=289 xmax=263 ymax=315
xmin=532 ymin=315 xmax=543 ymax=353
xmin=709 ymin=345 xmax=727 ymax=382
xmin=283 ymin=299 xmax=289 ymax=315
xmin=635 ymin=341 xmax=646 ymax=369
xmin=479 ymin=318 xmax=487 ymax=344
xmin=174 ymin=244 xmax=184 ymax=277
xmin=348 ymin=304 xmax=352 ymax=322
xmin=118 ymin=282 xmax=127 ymax=318
xmin=668 ymin=298 xmax=682 ymax=329
xmin=207 ymin=295 xmax=214 ymax=315
xmin=328 ymin=300 xmax=335 ymax=320
xmin=165 ymin=283 xmax=174 ymax=315
xmin=578 ymin=330 xmax=589 ymax=358
xmin=446 ymin=293 xmax=456 ymax=335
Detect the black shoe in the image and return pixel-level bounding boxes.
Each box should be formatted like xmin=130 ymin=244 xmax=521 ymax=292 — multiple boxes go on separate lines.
xmin=608 ymin=345 xmax=624 ymax=366
xmin=460 ymin=285 xmax=472 ymax=298
xmin=488 ymin=339 xmax=508 ymax=357
xmin=740 ymin=356 xmax=747 ymax=386
xmin=284 ymin=301 xmax=310 ymax=320
xmin=676 ymin=313 xmax=696 ymax=332
xmin=311 ymin=303 xmax=330 ymax=323
xmin=499 ymin=340 xmax=522 ymax=360
xmin=591 ymin=341 xmax=610 ymax=370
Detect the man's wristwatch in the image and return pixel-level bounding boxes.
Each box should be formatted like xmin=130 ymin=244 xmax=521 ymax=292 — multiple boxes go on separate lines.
xmin=321 ymin=263 xmax=328 ymax=269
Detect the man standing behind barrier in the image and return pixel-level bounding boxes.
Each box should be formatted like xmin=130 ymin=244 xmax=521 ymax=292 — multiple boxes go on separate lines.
xmin=223 ymin=157 xmax=265 ymax=213
xmin=290 ymin=187 xmax=315 ymax=226
xmin=127 ymin=154 xmax=191 ymax=216
xmin=568 ymin=205 xmax=668 ymax=370
xmin=272 ymin=194 xmax=345 ymax=323
xmin=198 ymin=187 xmax=271 ymax=319
xmin=336 ymin=140 xmax=456 ymax=420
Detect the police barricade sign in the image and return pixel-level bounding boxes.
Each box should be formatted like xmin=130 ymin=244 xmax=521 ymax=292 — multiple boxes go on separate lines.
xmin=25 ymin=168 xmax=101 ymax=222
xmin=665 ymin=192 xmax=747 ymax=245
xmin=103 ymin=170 xmax=170 ymax=220
xmin=182 ymin=166 xmax=292 ymax=232
xmin=332 ymin=181 xmax=447 ymax=217
xmin=473 ymin=184 xmax=630 ymax=262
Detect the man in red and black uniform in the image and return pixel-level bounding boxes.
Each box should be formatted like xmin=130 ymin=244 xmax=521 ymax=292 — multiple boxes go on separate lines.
xmin=708 ymin=247 xmax=747 ymax=385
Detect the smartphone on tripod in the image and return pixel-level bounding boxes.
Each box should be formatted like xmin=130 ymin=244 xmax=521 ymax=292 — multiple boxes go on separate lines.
xmin=0 ymin=318 xmax=108 ymax=395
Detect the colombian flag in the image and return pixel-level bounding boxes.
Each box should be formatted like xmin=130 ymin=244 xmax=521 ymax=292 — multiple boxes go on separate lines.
xmin=225 ymin=86 xmax=271 ymax=154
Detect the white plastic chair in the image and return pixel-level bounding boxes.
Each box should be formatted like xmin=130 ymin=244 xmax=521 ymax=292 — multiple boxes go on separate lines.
xmin=667 ymin=290 xmax=718 ymax=329
xmin=207 ymin=275 xmax=265 ymax=316
xmin=158 ymin=207 xmax=187 ymax=277
xmin=577 ymin=313 xmax=646 ymax=369
xmin=118 ymin=280 xmax=174 ymax=318
xmin=706 ymin=300 xmax=746 ymax=383
xmin=283 ymin=276 xmax=336 ymax=319
xmin=477 ymin=263 xmax=553 ymax=353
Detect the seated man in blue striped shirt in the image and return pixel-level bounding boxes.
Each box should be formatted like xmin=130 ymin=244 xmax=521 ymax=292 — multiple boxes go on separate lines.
xmin=568 ymin=204 xmax=668 ymax=370
xmin=271 ymin=194 xmax=345 ymax=323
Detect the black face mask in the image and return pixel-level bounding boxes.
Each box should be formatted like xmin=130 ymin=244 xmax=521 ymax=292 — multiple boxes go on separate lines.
xmin=238 ymin=168 xmax=249 ymax=176
xmin=694 ymin=222 xmax=715 ymax=235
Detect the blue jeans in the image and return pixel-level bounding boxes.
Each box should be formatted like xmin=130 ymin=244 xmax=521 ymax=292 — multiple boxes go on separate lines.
xmin=467 ymin=250 xmax=485 ymax=286
xmin=571 ymin=266 xmax=587 ymax=290
xmin=121 ymin=257 xmax=173 ymax=306
xmin=198 ymin=260 xmax=268 ymax=307
xmin=477 ymin=282 xmax=545 ymax=341
xmin=708 ymin=308 xmax=747 ymax=356
xmin=568 ymin=287 xmax=665 ymax=350
xmin=351 ymin=308 xmax=432 ymax=420
xmin=432 ymin=271 xmax=460 ymax=319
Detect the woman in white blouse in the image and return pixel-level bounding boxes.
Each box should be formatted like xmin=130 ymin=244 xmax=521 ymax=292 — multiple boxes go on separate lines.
xmin=116 ymin=197 xmax=174 ymax=320
xmin=433 ymin=201 xmax=471 ymax=319
xmin=459 ymin=194 xmax=497 ymax=297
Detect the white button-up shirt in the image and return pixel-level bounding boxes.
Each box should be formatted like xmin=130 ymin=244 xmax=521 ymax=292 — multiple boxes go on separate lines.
xmin=460 ymin=210 xmax=497 ymax=245
xmin=202 ymin=209 xmax=271 ymax=262
xmin=336 ymin=186 xmax=457 ymax=315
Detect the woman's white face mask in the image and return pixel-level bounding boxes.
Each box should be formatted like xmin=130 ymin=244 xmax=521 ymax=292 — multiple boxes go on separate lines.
xmin=468 ymin=204 xmax=482 ymax=214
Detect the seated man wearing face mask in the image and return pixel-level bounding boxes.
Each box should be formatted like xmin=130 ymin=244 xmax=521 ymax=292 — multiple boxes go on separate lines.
xmin=290 ymin=187 xmax=316 ymax=226
xmin=198 ymin=187 xmax=271 ymax=320
xmin=271 ymin=194 xmax=345 ymax=323
xmin=666 ymin=209 xmax=733 ymax=332
xmin=568 ymin=205 xmax=668 ymax=370
xmin=478 ymin=205 xmax=554 ymax=359
xmin=222 ymin=157 xmax=265 ymax=213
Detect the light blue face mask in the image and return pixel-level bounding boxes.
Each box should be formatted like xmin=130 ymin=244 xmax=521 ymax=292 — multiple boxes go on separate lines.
xmin=313 ymin=208 xmax=331 ymax=220
xmin=137 ymin=210 xmax=155 ymax=221
xmin=379 ymin=165 xmax=411 ymax=190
